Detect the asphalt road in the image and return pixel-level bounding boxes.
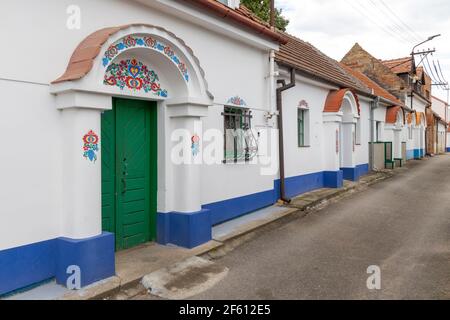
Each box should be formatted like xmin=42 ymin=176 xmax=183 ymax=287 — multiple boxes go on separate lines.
xmin=189 ymin=155 xmax=450 ymax=299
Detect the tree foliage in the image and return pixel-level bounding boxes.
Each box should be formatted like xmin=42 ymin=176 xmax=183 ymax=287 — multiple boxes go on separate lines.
xmin=241 ymin=0 xmax=289 ymax=31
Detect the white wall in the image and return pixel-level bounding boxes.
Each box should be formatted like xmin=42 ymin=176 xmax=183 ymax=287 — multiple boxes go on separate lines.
xmin=0 ymin=81 xmax=62 ymax=250
xmin=281 ymin=77 xmax=330 ymax=178
xmin=432 ymin=96 xmax=447 ymax=121
xmin=355 ymin=99 xmax=370 ymax=166
xmin=0 ymin=0 xmax=276 ymax=249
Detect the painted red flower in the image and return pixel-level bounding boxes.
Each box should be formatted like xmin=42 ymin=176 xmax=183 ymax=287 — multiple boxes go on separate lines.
xmin=123 ymin=36 xmax=136 ymax=47
xmin=144 ymin=36 xmax=156 ymax=48
xmin=151 ymin=82 xmax=160 ymax=92
xmin=126 ymin=77 xmax=143 ymax=90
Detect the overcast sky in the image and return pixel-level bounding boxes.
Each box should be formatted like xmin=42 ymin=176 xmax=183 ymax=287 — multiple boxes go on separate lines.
xmin=276 ymin=0 xmax=450 ymax=101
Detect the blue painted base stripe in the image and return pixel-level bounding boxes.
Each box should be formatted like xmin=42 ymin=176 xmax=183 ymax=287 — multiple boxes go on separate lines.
xmin=406 ymin=150 xmax=415 ymax=160
xmin=157 ymin=210 xmax=212 ymax=249
xmin=446 ymin=147 xmax=450 ymax=152
xmin=414 ymin=149 xmax=425 ymax=158
xmin=157 ymin=165 xmax=369 ymax=249
xmin=0 ymin=232 xmax=115 ymax=296
xmin=341 ymin=164 xmax=369 ymax=182
xmin=205 ymin=189 xmax=276 ymax=226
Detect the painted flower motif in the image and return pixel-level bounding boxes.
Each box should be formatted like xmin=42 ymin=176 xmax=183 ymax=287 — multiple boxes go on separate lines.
xmin=191 ymin=134 xmax=200 ymax=156
xmin=105 ymin=45 xmax=118 ymax=58
xmin=83 ymin=130 xmax=99 ymax=163
xmin=123 ymin=35 xmax=137 ymax=48
xmin=104 ymin=58 xmax=168 ymax=97
xmin=102 ymin=35 xmax=189 ymax=82
xmin=227 ymin=96 xmax=247 ymax=106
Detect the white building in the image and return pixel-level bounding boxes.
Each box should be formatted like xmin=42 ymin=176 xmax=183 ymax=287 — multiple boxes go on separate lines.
xmin=0 ymin=0 xmax=419 ymax=295
xmin=431 ymin=95 xmax=448 ymax=153
xmin=0 ymin=0 xmax=289 ymax=295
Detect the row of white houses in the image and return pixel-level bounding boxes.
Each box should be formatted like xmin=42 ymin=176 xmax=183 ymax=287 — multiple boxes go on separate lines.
xmin=0 ymin=0 xmax=448 ymax=295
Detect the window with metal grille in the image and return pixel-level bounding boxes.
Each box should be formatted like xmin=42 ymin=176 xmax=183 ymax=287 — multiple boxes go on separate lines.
xmin=222 ymin=107 xmax=255 ymax=163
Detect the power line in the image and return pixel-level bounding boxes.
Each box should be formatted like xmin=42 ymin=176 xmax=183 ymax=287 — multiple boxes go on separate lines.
xmin=344 ymin=0 xmax=411 ymax=45
xmin=423 ymin=54 xmax=441 ymax=85
xmin=367 ymin=0 xmax=418 ymax=43
xmin=359 ymin=0 xmax=414 ymax=44
xmin=437 ymin=60 xmax=448 ymax=84
xmin=433 ymin=60 xmax=445 ymax=84
xmin=378 ymin=0 xmax=423 ymax=42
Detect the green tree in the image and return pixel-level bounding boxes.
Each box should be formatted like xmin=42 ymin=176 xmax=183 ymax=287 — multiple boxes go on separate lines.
xmin=241 ymin=0 xmax=289 ymax=31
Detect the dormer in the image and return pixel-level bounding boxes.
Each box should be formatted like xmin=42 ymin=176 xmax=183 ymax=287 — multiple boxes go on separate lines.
xmin=218 ymin=0 xmax=241 ymax=9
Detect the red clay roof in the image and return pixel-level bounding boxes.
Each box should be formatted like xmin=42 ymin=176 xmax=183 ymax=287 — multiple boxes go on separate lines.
xmin=406 ymin=112 xmax=413 ymax=124
xmin=323 ymin=89 xmax=360 ymax=114
xmin=341 ymin=64 xmax=404 ymax=107
xmin=386 ymin=106 xmax=404 ymax=124
xmin=275 ymin=33 xmax=370 ymax=93
xmin=416 ymin=111 xmax=425 ymax=125
xmin=382 ymin=57 xmax=412 ymax=74
xmin=185 ymin=0 xmax=287 ymax=44
xmin=53 ymin=3 xmax=288 ymax=84
xmin=53 ymin=24 xmax=144 ymax=83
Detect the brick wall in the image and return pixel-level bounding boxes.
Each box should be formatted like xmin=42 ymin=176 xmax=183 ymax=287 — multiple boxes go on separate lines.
xmin=341 ymin=43 xmax=408 ymax=102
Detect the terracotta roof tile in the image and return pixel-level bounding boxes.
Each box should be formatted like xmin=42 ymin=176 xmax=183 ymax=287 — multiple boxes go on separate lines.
xmin=386 ymin=106 xmax=404 ymax=124
xmin=52 ymin=25 xmax=130 ymax=83
xmin=276 ymin=33 xmax=370 ymax=93
xmin=323 ymin=89 xmax=361 ymax=114
xmin=185 ymin=0 xmax=288 ymax=44
xmin=382 ymin=57 xmax=412 ymax=74
xmin=341 ymin=64 xmax=404 ymax=107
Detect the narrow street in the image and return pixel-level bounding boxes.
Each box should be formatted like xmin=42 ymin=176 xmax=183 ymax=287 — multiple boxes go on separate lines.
xmin=138 ymin=156 xmax=450 ymax=300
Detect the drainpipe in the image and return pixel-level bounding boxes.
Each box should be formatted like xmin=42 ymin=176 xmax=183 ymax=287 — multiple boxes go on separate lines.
xmin=370 ymin=96 xmax=380 ymax=171
xmin=269 ymin=50 xmax=276 ymax=114
xmin=277 ymin=68 xmax=296 ymax=203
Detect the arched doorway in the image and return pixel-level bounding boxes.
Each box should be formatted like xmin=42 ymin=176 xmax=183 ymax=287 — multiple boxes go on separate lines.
xmin=323 ymin=89 xmax=360 ymax=182
xmin=50 ymin=24 xmax=214 ymax=251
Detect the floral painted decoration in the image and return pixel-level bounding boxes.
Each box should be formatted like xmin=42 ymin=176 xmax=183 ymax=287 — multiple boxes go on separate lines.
xmin=104 ymin=58 xmax=168 ymax=97
xmin=191 ymin=134 xmax=200 ymax=156
xmin=298 ymin=100 xmax=309 ymax=108
xmin=227 ymin=96 xmax=247 ymax=106
xmin=83 ymin=130 xmax=99 ymax=162
xmin=102 ymin=35 xmax=189 ymax=82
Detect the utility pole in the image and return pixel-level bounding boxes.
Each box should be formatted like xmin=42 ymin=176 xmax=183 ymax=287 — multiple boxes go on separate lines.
xmin=270 ymin=0 xmax=275 ymax=29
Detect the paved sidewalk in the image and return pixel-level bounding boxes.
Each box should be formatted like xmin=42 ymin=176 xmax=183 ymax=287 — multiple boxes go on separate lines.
xmin=3 ymin=163 xmax=402 ymax=300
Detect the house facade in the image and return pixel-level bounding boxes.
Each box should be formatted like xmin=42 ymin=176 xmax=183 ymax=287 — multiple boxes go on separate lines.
xmin=1 ymin=0 xmax=445 ymax=297
xmin=0 ymin=0 xmax=290 ymax=295
xmin=342 ymin=44 xmax=427 ymax=161
xmin=431 ymin=95 xmax=448 ymax=154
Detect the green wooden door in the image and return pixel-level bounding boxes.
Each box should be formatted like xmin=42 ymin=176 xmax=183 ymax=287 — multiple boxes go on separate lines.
xmin=101 ymin=98 xmax=157 ymax=250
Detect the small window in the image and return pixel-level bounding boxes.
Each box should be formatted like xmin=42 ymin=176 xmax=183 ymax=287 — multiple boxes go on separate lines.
xmin=408 ymin=126 xmax=413 ymax=140
xmin=297 ymin=108 xmax=310 ymax=147
xmin=223 ymin=107 xmax=254 ymax=163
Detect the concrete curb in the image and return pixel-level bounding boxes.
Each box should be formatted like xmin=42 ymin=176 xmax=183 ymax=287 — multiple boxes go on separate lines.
xmin=81 ymin=169 xmax=399 ymax=300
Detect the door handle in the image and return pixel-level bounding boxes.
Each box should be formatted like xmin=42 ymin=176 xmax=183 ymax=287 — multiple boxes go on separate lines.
xmin=121 ymin=176 xmax=127 ymax=194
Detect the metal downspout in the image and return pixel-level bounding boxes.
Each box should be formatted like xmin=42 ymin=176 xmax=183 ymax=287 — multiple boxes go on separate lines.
xmin=370 ymin=97 xmax=380 ymax=170
xmin=276 ymin=68 xmax=296 ymax=203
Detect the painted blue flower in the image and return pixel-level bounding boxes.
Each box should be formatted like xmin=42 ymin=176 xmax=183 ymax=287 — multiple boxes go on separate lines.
xmin=102 ymin=57 xmax=110 ymax=67
xmin=116 ymin=43 xmax=125 ymax=50
xmin=136 ymin=38 xmax=144 ymax=46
